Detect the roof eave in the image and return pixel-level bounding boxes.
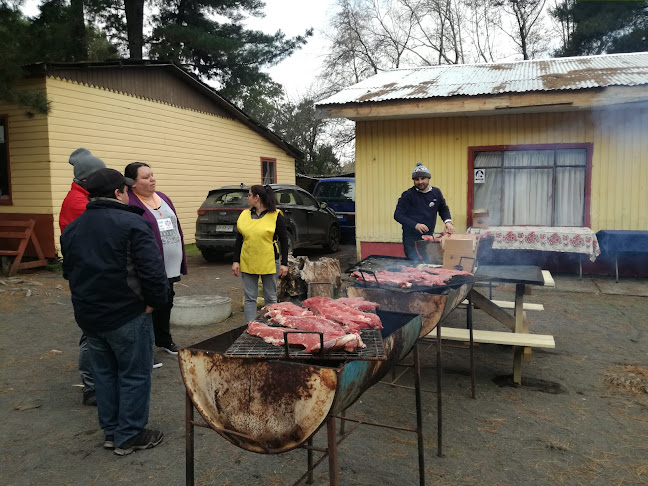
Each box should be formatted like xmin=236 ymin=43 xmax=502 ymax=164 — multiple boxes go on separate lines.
xmin=316 ymin=85 xmax=648 ymax=121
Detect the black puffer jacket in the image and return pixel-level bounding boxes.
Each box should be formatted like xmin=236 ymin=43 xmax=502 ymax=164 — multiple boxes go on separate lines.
xmin=61 ymin=198 xmax=169 ymax=332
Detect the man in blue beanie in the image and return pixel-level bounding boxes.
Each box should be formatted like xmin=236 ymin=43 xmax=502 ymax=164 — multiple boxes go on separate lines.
xmin=394 ymin=162 xmax=455 ymax=260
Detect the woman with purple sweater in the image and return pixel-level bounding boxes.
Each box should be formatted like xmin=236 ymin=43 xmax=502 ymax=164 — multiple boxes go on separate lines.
xmin=125 ymin=162 xmax=187 ymax=359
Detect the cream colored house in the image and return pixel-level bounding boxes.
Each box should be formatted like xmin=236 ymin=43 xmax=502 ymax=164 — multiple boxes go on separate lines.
xmin=316 ymin=52 xmax=648 ymax=267
xmin=0 ymin=61 xmax=302 ymax=257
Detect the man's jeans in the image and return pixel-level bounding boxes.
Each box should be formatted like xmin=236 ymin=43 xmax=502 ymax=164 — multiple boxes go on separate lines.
xmin=78 ymin=332 xmax=94 ymax=393
xmin=86 ymin=312 xmax=153 ymax=447
xmin=403 ymin=237 xmax=422 ymax=261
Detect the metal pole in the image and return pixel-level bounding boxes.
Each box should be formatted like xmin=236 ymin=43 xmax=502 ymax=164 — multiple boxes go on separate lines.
xmin=307 ymin=437 xmax=314 ymax=485
xmin=327 ymin=415 xmax=339 ymax=486
xmin=186 ymin=391 xmax=194 ymax=486
xmin=468 ymin=294 xmax=476 ymax=399
xmin=436 ymin=322 xmax=443 ymax=458
xmin=413 ymin=343 xmax=425 ymax=486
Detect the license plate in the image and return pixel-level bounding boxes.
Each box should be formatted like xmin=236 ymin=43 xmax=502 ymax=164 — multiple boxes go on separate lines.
xmin=216 ymin=225 xmax=233 ymax=232
xmin=337 ymin=215 xmax=344 ymax=219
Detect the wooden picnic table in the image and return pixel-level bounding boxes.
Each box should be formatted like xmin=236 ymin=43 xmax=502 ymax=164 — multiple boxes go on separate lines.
xmin=439 ymin=264 xmax=555 ymax=386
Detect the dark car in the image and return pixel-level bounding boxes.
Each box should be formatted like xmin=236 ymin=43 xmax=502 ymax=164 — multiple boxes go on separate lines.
xmin=195 ymin=184 xmax=341 ymax=262
xmin=312 ymin=177 xmax=355 ymax=241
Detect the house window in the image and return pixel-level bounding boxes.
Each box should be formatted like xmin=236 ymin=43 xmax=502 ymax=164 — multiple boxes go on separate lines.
xmin=471 ymin=146 xmax=590 ymax=226
xmin=261 ymin=158 xmax=276 ymax=184
xmin=0 ymin=117 xmax=10 ymax=204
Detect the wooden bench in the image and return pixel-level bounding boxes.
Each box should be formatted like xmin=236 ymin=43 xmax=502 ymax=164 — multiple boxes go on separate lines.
xmin=542 ymin=270 xmax=555 ymax=287
xmin=460 ymin=299 xmax=544 ymax=311
xmin=433 ymin=328 xmax=555 ymax=349
xmin=0 ymin=220 xmax=47 ymax=276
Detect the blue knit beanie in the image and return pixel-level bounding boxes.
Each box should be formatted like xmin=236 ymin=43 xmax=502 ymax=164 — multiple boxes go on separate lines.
xmin=412 ymin=162 xmax=431 ymax=179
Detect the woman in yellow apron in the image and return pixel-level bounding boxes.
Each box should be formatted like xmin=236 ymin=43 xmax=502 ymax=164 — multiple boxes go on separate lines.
xmin=232 ymin=185 xmax=289 ymax=322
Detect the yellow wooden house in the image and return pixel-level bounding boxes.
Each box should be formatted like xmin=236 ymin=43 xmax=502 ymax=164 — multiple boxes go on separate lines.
xmin=0 ymin=61 xmax=301 ymax=258
xmin=316 ymin=52 xmax=648 ymax=270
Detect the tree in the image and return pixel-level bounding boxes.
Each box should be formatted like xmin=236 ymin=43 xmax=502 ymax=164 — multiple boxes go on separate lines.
xmin=499 ymin=0 xmax=547 ymax=60
xmin=149 ymin=0 xmax=312 ymax=102
xmin=551 ymin=0 xmax=648 ymax=57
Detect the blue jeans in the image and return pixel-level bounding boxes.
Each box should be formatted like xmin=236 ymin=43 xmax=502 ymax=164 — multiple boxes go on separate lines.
xmin=86 ymin=312 xmax=154 ymax=447
xmin=78 ymin=332 xmax=94 ymax=393
xmin=403 ymin=237 xmax=422 ymax=261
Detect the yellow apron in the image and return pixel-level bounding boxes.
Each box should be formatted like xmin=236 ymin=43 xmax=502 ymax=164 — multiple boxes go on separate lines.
xmin=237 ymin=209 xmax=279 ymax=275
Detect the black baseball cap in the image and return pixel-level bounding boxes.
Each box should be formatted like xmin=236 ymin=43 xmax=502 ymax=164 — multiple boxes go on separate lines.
xmin=86 ymin=168 xmax=134 ymax=197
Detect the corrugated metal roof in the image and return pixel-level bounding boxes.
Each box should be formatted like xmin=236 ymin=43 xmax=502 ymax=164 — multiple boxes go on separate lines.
xmin=317 ymin=52 xmax=648 ymax=106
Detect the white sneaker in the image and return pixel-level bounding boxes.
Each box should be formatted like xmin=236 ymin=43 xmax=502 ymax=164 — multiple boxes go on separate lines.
xmin=153 ymin=358 xmax=163 ymax=369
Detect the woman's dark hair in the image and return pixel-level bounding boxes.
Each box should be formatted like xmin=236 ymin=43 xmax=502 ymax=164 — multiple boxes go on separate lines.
xmin=250 ymin=184 xmax=277 ymax=212
xmin=124 ymin=162 xmax=150 ymax=181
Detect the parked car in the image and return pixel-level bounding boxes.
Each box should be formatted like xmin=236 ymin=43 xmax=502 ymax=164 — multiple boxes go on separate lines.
xmin=312 ymin=177 xmax=355 ymax=240
xmin=195 ymin=184 xmax=341 ymax=262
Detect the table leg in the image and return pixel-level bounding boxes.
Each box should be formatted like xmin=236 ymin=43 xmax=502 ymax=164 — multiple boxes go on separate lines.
xmin=615 ymin=256 xmax=619 ymax=283
xmin=579 ymin=255 xmax=582 ymax=280
xmin=512 ymin=284 xmax=525 ymax=384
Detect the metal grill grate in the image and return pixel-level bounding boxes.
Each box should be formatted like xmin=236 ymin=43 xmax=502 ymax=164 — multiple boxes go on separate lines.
xmin=224 ymin=328 xmax=386 ymax=361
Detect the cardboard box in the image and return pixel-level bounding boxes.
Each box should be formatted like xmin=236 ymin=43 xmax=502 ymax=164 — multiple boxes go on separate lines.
xmin=472 ymin=208 xmax=490 ymax=229
xmin=442 ymin=234 xmax=478 ymax=272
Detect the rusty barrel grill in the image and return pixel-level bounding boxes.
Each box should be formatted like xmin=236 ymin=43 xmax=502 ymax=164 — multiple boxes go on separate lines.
xmin=345 ymin=255 xmax=474 ymax=337
xmin=180 ymin=309 xmax=425 ymax=485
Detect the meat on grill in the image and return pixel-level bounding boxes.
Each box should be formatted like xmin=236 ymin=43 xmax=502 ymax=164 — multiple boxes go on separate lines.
xmin=302 ymin=297 xmax=383 ymax=333
xmin=246 ymin=321 xmax=364 ymax=353
xmin=264 ymin=302 xmax=313 ymax=319
xmin=350 ymin=265 xmax=473 ymax=288
xmin=335 ymin=297 xmax=380 ymax=312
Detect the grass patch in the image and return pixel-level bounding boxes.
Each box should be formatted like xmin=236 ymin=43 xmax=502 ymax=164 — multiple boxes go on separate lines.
xmin=185 ymin=243 xmax=201 ymax=257
xmin=45 ymin=257 xmax=63 ymax=273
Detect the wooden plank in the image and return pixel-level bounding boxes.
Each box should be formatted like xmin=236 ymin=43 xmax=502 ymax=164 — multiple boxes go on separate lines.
xmin=542 ymin=270 xmax=555 ymax=288
xmin=434 ymin=328 xmax=555 ymax=348
xmin=0 ymin=250 xmax=19 ymax=256
xmin=469 ymin=289 xmax=516 ymax=331
xmin=461 ymin=299 xmax=544 ymax=311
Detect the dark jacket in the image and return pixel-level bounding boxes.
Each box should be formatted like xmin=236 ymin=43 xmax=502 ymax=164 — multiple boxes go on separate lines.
xmin=61 ymin=199 xmax=169 ymax=332
xmin=394 ymin=185 xmax=452 ymax=239
xmin=127 ymin=190 xmax=188 ymax=276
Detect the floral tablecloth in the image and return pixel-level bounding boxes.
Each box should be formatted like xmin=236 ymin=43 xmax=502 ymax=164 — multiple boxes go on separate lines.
xmin=471 ymin=226 xmax=601 ymax=262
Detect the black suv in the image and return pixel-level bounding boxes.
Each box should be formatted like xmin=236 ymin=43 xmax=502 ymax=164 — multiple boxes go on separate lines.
xmin=195 ymin=184 xmax=341 ymax=262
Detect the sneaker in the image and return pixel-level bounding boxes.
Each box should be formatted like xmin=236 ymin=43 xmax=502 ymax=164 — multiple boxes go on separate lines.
xmin=114 ymin=428 xmax=163 ymax=456
xmin=104 ymin=435 xmax=115 ymax=449
xmin=158 ymin=343 xmax=180 ymax=355
xmin=153 ymin=357 xmax=163 ymax=369
xmin=82 ymin=390 xmax=97 ymax=406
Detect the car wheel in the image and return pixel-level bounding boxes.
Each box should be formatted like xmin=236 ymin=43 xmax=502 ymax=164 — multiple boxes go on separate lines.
xmin=200 ymin=249 xmax=223 ymax=262
xmin=323 ymin=225 xmax=340 ymax=253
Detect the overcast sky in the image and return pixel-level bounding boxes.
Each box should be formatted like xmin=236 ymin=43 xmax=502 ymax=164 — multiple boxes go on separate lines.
xmin=246 ymin=0 xmax=336 ymax=98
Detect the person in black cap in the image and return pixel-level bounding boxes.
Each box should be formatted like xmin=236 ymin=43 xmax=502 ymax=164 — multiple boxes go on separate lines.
xmin=394 ymin=162 xmax=455 ymax=260
xmin=60 ymin=168 xmax=169 ymax=456
xmin=59 ymin=148 xmax=107 ymax=406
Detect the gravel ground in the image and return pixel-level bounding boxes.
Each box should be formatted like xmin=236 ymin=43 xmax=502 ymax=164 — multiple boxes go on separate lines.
xmin=1 ymin=243 xmax=647 ymax=486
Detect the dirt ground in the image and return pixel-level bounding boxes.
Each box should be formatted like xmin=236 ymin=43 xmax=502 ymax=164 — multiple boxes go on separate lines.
xmin=1 ymin=243 xmax=647 ymax=486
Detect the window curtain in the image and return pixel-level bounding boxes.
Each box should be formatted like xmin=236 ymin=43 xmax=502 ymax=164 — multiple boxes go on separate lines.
xmin=502 ymin=151 xmax=553 ymax=225
xmin=555 ymin=149 xmax=586 ymax=226
xmin=473 ymin=152 xmax=502 ymax=225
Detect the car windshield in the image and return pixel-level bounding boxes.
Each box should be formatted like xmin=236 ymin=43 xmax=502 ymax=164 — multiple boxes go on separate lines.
xmin=203 ymin=190 xmax=249 ymax=208
xmin=314 ymin=181 xmax=355 ymax=203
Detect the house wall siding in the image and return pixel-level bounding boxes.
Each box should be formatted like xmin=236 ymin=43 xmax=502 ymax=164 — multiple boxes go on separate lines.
xmin=0 ymin=78 xmax=52 ymax=212
xmin=355 ymin=107 xmax=648 ymax=247
xmin=43 ymin=77 xmax=294 ymax=249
